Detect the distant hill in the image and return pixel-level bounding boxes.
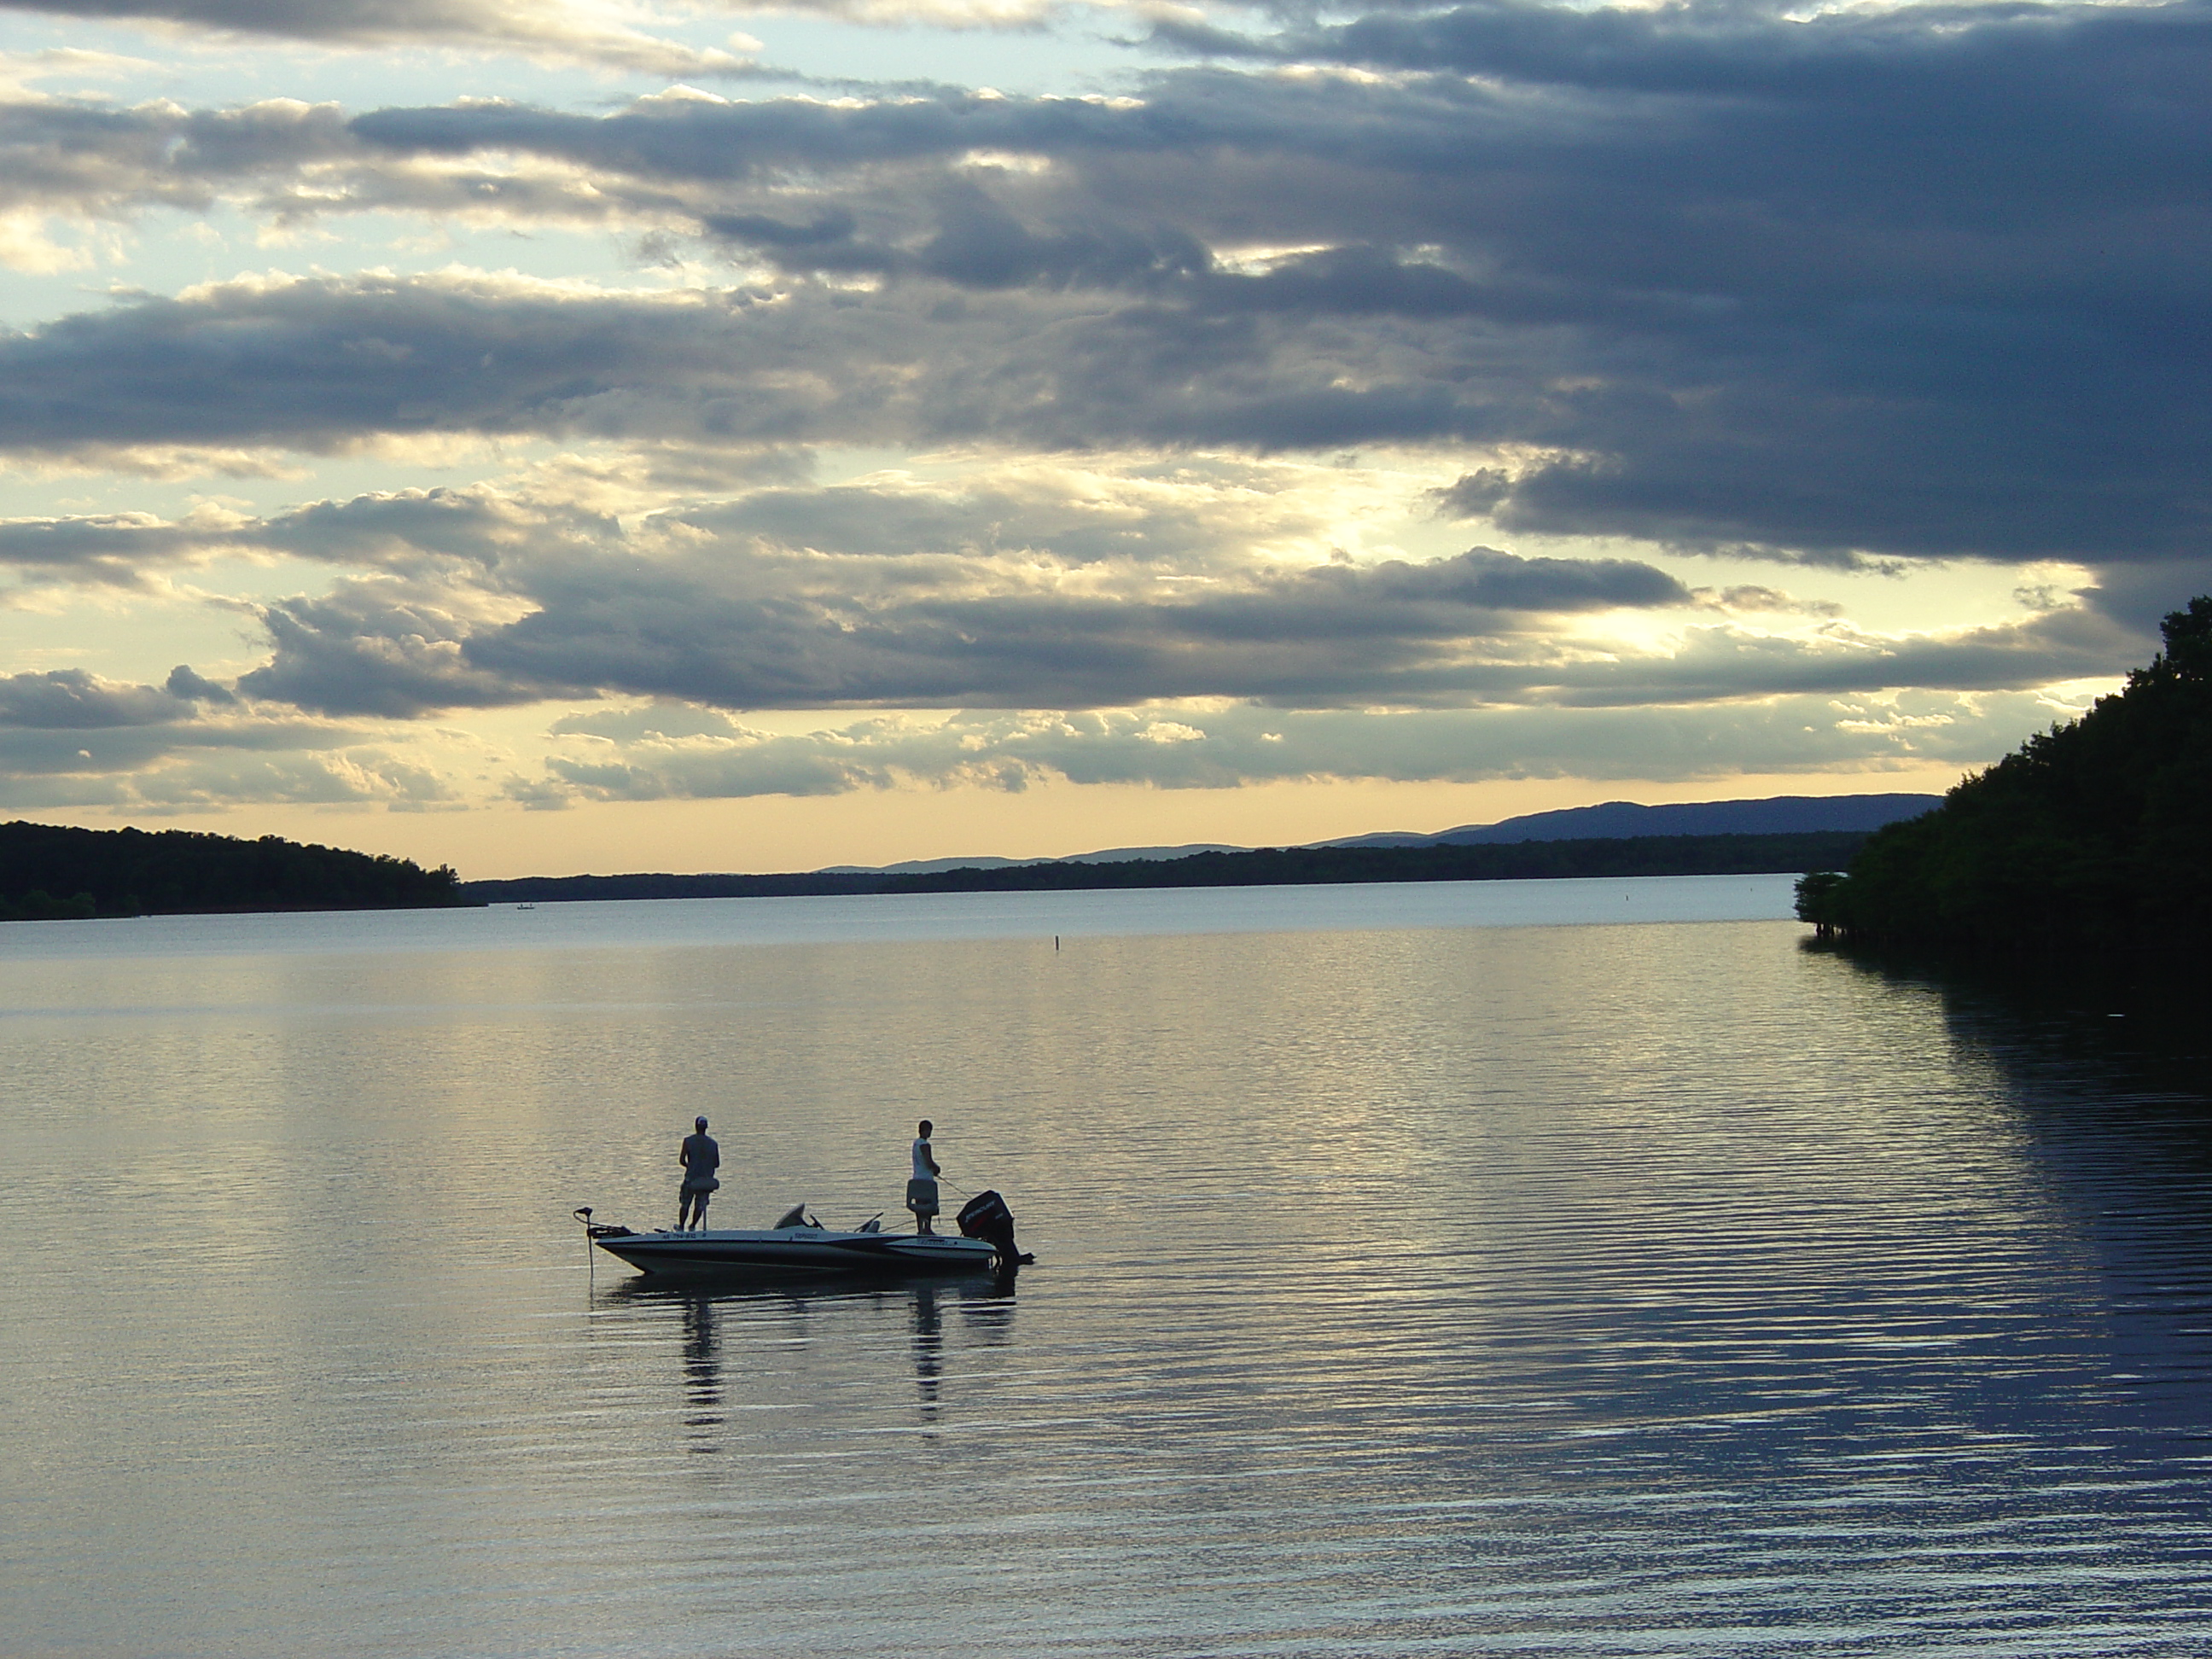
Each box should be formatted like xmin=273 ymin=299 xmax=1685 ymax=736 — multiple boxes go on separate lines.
xmin=872 ymin=832 xmax=1876 ymax=895
xmin=0 ymin=822 xmax=467 ymax=920
xmin=1797 ymin=598 xmax=2212 ymax=963
xmin=463 ymin=827 xmax=1879 ymax=905
xmin=461 ymin=794 xmax=1934 ymax=904
xmin=801 ymin=797 xmax=1937 ymax=876
xmin=1327 ymin=794 xmax=1940 ymax=849
xmin=821 ymin=842 xmax=1244 ymax=876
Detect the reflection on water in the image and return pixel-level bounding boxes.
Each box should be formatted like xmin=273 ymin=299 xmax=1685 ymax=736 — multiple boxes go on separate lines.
xmin=608 ymin=1273 xmax=1019 ymax=1436
xmin=1856 ymin=946 xmax=2212 ymax=1437
xmin=911 ymin=1285 xmax=942 ymax=1418
xmin=1 ymin=899 xmax=2209 ymax=1656
xmin=680 ymin=1295 xmax=720 ymax=1438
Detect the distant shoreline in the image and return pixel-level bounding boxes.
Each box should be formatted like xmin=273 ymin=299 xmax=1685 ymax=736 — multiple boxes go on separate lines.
xmin=460 ymin=829 xmax=1869 ymax=905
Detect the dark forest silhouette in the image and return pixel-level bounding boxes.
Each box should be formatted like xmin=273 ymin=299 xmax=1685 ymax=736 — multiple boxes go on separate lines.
xmin=1796 ymin=597 xmax=2212 ymax=963
xmin=0 ymin=821 xmax=465 ymax=920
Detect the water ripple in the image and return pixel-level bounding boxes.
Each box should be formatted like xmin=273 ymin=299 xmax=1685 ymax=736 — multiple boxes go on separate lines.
xmin=1 ymin=911 xmax=2208 ymax=1655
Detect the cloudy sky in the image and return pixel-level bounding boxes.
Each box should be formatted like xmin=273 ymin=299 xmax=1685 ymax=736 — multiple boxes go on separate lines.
xmin=0 ymin=0 xmax=2200 ymax=876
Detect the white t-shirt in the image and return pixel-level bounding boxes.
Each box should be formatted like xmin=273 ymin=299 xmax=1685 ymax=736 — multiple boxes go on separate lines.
xmin=911 ymin=1137 xmax=937 ymax=1183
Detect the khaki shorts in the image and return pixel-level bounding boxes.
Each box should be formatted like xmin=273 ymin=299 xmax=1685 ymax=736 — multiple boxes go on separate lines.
xmin=905 ymin=1178 xmax=940 ymax=1217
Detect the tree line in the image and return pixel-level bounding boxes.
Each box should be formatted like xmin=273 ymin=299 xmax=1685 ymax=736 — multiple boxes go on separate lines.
xmin=1796 ymin=596 xmax=2212 ymax=963
xmin=879 ymin=831 xmax=1874 ymax=893
xmin=0 ymin=822 xmax=466 ymax=920
xmin=464 ymin=830 xmax=1875 ymax=905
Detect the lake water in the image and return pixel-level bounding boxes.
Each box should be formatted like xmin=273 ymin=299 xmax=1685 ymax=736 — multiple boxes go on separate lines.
xmin=3 ymin=875 xmax=2209 ymax=1657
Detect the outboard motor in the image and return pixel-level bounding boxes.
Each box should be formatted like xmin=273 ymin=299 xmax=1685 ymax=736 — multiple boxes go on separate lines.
xmin=956 ymin=1190 xmax=1031 ymax=1266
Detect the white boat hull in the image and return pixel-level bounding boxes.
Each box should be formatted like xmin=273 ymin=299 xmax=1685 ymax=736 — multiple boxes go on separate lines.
xmin=596 ymin=1225 xmax=1004 ymax=1280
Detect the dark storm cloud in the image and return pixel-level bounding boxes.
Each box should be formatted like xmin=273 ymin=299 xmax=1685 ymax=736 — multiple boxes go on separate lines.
xmin=5 ymin=480 xmax=2128 ymax=724
xmin=55 ymin=471 xmax=1683 ymax=716
xmin=236 ymin=539 xmax=1699 ymax=716
xmin=0 ymin=490 xmax=582 ymax=590
xmin=239 ymin=587 xmax=533 ymax=717
xmin=351 ymin=0 xmax=2212 ymax=564
xmin=0 ymin=643 xmax=462 ymax=809
xmin=343 ymin=89 xmax=1143 ymax=179
xmin=2064 ymin=555 xmax=2212 ymax=635
xmin=1 ymin=0 xmax=2203 ymax=568
xmin=0 ymin=273 xmax=890 ymax=453
xmin=165 ymin=664 xmax=236 ymax=703
xmin=0 ymin=511 xmax=222 ymax=585
xmin=0 ymin=97 xmax=348 ymax=219
xmin=1320 ymin=547 xmax=1687 ymax=613
xmin=259 ymin=486 xmax=613 ymax=567
xmin=5 ymin=0 xmax=513 ymax=36
xmin=0 ymin=0 xmax=756 ymax=73
xmin=0 ymin=267 xmax=1522 ymax=457
xmin=212 ymin=486 xmax=2121 ymax=717
xmin=0 ymin=666 xmax=393 ymax=807
xmin=663 ymin=474 xmax=1268 ymax=565
xmin=0 ymin=667 xmax=189 ymax=728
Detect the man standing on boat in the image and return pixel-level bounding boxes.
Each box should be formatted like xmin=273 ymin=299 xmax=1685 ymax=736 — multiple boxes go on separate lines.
xmin=678 ymin=1115 xmax=720 ymax=1231
xmin=908 ymin=1121 xmax=942 ymax=1235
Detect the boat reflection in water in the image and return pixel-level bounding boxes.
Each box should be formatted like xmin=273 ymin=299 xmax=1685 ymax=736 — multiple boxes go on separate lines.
xmin=600 ymin=1270 xmax=1019 ymax=1434
xmin=904 ymin=1280 xmax=1020 ymax=1419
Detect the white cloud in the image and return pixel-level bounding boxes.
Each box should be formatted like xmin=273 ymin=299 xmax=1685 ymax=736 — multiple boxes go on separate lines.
xmin=516 ymin=690 xmax=2080 ymax=804
xmin=0 ymin=0 xmax=2203 ymax=834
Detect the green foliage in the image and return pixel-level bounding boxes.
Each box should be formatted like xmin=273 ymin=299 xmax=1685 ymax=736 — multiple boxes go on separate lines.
xmin=0 ymin=822 xmax=467 ymax=921
xmin=0 ymin=888 xmax=98 ymax=923
xmin=1793 ymin=870 xmax=1848 ymax=931
xmin=1807 ymin=596 xmax=2212 ymax=960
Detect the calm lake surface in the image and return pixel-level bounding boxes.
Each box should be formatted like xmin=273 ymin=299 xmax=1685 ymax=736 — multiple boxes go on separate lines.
xmin=3 ymin=875 xmax=2209 ymax=1657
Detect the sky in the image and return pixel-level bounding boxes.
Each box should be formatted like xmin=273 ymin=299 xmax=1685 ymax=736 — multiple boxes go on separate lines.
xmin=0 ymin=0 xmax=2203 ymax=877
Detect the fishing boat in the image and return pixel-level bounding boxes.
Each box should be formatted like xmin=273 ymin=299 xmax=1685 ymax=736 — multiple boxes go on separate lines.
xmin=576 ymin=1191 xmax=1029 ymax=1281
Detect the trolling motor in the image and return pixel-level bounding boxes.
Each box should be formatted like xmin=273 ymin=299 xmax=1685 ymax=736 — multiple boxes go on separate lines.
xmin=573 ymin=1205 xmax=636 ymax=1240
xmin=955 ymin=1190 xmax=1033 ymax=1266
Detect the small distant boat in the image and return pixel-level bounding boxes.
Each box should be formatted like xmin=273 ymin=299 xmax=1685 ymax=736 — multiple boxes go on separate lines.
xmin=576 ymin=1192 xmax=1029 ymax=1281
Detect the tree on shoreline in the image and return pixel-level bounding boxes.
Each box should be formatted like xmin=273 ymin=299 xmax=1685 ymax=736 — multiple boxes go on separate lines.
xmin=0 ymin=822 xmax=465 ymax=920
xmin=1796 ymin=597 xmax=2212 ymax=962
